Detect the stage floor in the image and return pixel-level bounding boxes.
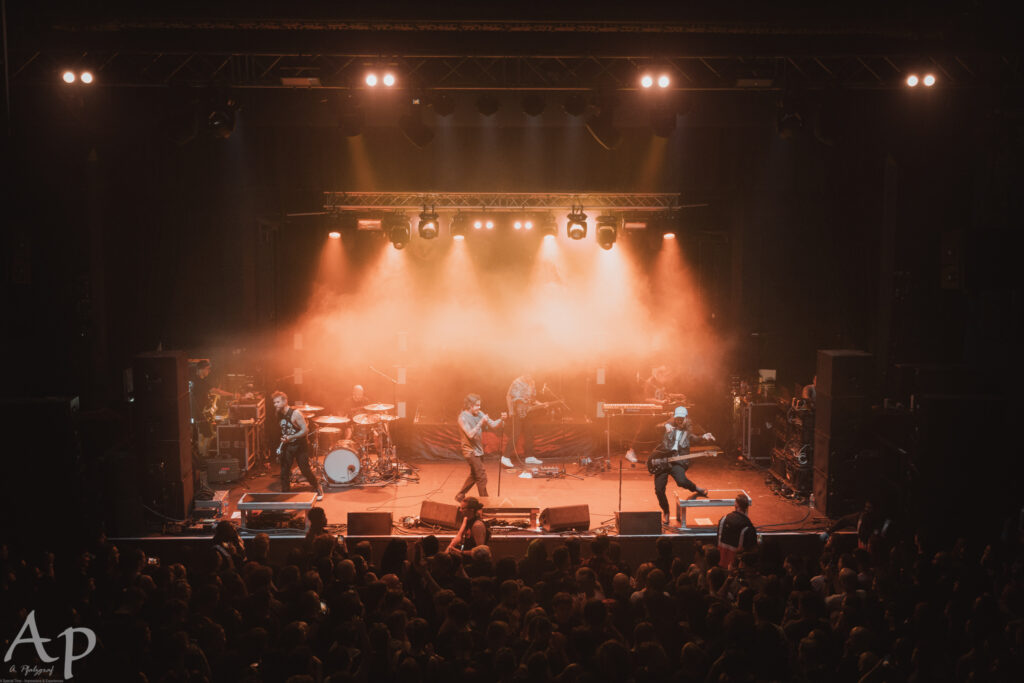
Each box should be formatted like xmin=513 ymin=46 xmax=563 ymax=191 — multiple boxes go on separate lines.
xmin=213 ymin=452 xmax=828 ymax=536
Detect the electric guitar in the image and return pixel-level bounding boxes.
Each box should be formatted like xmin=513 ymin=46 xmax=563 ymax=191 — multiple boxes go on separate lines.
xmin=646 ymin=445 xmax=721 ymax=475
xmin=513 ymin=400 xmax=561 ymax=419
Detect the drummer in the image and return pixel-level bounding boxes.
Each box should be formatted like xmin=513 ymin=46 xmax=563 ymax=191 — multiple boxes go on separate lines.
xmin=341 ymin=384 xmax=372 ymax=439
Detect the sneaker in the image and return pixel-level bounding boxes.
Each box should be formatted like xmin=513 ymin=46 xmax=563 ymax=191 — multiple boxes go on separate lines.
xmin=518 ymin=471 xmax=533 ymax=479
xmin=500 ymin=456 xmax=514 ymax=468
xmin=696 ymin=488 xmax=709 ymax=498
xmin=662 ymin=512 xmax=671 ymax=526
xmin=316 ymin=490 xmax=324 ymax=501
xmin=524 ymin=456 xmax=542 ymax=465
xmin=625 ymin=449 xmax=638 ymax=463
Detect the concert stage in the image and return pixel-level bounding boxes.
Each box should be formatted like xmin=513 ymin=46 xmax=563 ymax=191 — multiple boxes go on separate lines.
xmin=114 ymin=449 xmax=833 ymax=568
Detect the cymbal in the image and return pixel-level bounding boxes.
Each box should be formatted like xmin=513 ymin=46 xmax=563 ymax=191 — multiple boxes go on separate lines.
xmin=364 ymin=403 xmax=395 ymax=412
xmin=377 ymin=414 xmax=401 ymax=422
xmin=352 ymin=413 xmax=381 ymax=425
xmin=295 ymin=405 xmax=324 ymax=414
xmin=317 ymin=427 xmax=342 ymax=434
xmin=313 ymin=415 xmax=351 ymax=425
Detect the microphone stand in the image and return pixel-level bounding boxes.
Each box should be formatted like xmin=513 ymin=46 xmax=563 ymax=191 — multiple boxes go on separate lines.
xmin=368 ymin=365 xmax=399 ymax=411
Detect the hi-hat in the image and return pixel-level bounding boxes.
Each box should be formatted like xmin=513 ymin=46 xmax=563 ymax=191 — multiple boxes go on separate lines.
xmin=364 ymin=403 xmax=395 ymax=412
xmin=314 ymin=415 xmax=351 ymax=425
xmin=353 ymin=413 xmax=381 ymax=425
xmin=295 ymin=405 xmax=324 ymax=414
xmin=377 ymin=414 xmax=401 ymax=422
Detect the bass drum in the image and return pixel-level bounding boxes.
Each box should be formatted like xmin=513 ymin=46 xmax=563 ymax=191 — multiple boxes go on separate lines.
xmin=324 ymin=446 xmax=361 ymax=485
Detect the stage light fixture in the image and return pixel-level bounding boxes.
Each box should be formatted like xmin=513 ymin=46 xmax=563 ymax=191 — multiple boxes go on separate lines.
xmin=485 ymin=220 xmax=495 ymax=230
xmin=539 ymin=214 xmax=557 ymax=239
xmin=382 ymin=73 xmax=396 ymax=87
xmin=906 ymin=74 xmax=919 ymax=87
xmin=476 ymin=94 xmax=500 ymax=116
xmin=418 ymin=208 xmax=440 ymax=239
xmin=62 ymin=71 xmax=75 ymax=84
xmin=595 ymin=215 xmax=619 ymax=250
xmin=473 ymin=220 xmax=483 ymax=230
xmin=522 ymin=94 xmax=546 ymax=117
xmin=386 ymin=214 xmax=411 ymax=250
xmin=514 ymin=220 xmax=523 ymax=230
xmin=658 ymin=74 xmax=670 ymax=88
xmin=398 ymin=103 xmax=434 ymax=148
xmin=524 ymin=220 xmax=533 ymax=230
xmin=640 ymin=74 xmax=654 ymax=89
xmin=566 ymin=209 xmax=588 ymax=240
xmin=80 ymin=71 xmax=94 ymax=85
xmin=328 ymin=230 xmax=342 ymax=240
xmin=207 ymin=101 xmax=237 ymax=139
xmin=563 ymin=94 xmax=587 ymax=117
xmin=365 ymin=73 xmax=378 ymax=87
xmin=451 ymin=214 xmax=468 ymax=240
xmin=923 ymin=74 xmax=936 ymax=87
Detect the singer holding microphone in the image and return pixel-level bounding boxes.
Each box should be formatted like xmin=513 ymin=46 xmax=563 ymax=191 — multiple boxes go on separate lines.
xmin=455 ymin=394 xmax=505 ymax=502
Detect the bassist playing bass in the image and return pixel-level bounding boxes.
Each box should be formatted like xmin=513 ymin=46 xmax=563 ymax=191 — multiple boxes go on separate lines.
xmin=651 ymin=406 xmax=715 ymax=525
xmin=502 ymin=373 xmax=545 ymax=468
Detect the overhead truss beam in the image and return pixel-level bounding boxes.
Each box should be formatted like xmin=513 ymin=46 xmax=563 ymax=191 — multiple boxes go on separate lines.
xmin=323 ymin=192 xmax=691 ymax=212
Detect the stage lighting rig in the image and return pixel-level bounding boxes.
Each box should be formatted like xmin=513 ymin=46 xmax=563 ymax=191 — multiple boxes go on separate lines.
xmin=595 ymin=215 xmax=620 ymax=250
xmin=566 ymin=208 xmax=588 ymax=240
xmin=385 ymin=214 xmax=411 ymax=249
xmin=451 ymin=213 xmax=469 ymax=240
xmin=418 ymin=208 xmax=440 ymax=239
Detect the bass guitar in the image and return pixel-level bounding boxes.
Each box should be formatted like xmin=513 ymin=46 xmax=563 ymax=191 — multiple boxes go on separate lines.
xmin=646 ymin=446 xmax=721 ymax=475
xmin=514 ymin=400 xmax=561 ymax=419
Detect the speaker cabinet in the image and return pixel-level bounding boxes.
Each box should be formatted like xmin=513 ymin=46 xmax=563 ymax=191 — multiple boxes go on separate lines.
xmin=816 ymin=350 xmax=872 ymax=397
xmin=540 ymin=504 xmax=590 ymax=532
xmin=615 ymin=511 xmax=662 ymax=535
xmin=815 ymin=394 xmax=868 ymax=437
xmin=420 ymin=500 xmax=462 ymax=529
xmin=347 ymin=511 xmax=393 ymax=536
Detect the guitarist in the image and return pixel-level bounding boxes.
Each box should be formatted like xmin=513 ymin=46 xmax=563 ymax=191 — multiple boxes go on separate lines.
xmin=651 ymin=406 xmax=715 ymax=525
xmin=190 ymin=359 xmax=238 ymax=458
xmin=502 ymin=373 xmax=544 ymax=468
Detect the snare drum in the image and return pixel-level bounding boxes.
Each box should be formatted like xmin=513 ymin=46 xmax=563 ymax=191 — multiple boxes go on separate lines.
xmin=324 ymin=444 xmax=361 ymax=485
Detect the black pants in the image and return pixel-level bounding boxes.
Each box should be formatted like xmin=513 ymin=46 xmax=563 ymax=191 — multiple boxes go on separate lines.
xmin=457 ymin=455 xmax=489 ymax=498
xmin=653 ymin=462 xmax=699 ymax=515
xmin=503 ymin=413 xmax=536 ymax=460
xmin=280 ymin=443 xmax=320 ymax=493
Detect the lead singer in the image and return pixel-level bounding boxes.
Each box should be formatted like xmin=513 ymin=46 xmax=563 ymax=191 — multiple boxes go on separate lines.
xmin=455 ymin=393 xmax=505 ymax=502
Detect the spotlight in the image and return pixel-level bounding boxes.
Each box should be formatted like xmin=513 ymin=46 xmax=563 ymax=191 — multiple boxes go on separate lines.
xmin=923 ymin=74 xmax=936 ymax=87
xmin=386 ymin=214 xmax=411 ymax=250
xmin=640 ymin=74 xmax=654 ymax=89
xmin=514 ymin=220 xmax=523 ymax=230
xmin=62 ymin=71 xmax=76 ymax=84
xmin=365 ymin=73 xmax=378 ymax=87
xmin=663 ymin=232 xmax=676 ymax=240
xmin=563 ymin=93 xmax=587 ymax=117
xmin=80 ymin=71 xmax=94 ymax=85
xmin=539 ymin=214 xmax=557 ymax=239
xmin=473 ymin=220 xmax=483 ymax=230
xmin=207 ymin=101 xmax=237 ymax=139
xmin=524 ymin=220 xmax=533 ymax=230
xmin=382 ymin=73 xmax=396 ymax=87
xmin=476 ymin=94 xmax=500 ymax=116
xmin=522 ymin=94 xmax=546 ymax=117
xmin=328 ymin=230 xmax=342 ymax=240
xmin=595 ymin=215 xmax=619 ymax=250
xmin=906 ymin=74 xmax=919 ymax=87
xmin=657 ymin=74 xmax=670 ymax=88
xmin=566 ymin=209 xmax=588 ymax=240
xmin=451 ymin=214 xmax=469 ymax=240
xmin=431 ymin=93 xmax=456 ymax=116
xmin=418 ymin=208 xmax=439 ymax=239
xmin=485 ymin=220 xmax=494 ymax=230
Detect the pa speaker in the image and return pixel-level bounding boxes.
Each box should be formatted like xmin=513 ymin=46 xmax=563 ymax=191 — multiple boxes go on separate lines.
xmin=347 ymin=511 xmax=393 ymax=536
xmin=540 ymin=504 xmax=590 ymax=532
xmin=615 ymin=511 xmax=662 ymax=535
xmin=816 ymin=349 xmax=872 ymax=397
xmin=420 ymin=500 xmax=462 ymax=530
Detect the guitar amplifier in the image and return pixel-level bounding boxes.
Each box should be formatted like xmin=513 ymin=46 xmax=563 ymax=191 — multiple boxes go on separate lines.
xmin=207 ymin=457 xmax=242 ymax=483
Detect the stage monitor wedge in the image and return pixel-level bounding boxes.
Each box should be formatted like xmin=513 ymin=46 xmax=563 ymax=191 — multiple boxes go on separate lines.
xmin=615 ymin=511 xmax=662 ymax=535
xmin=347 ymin=511 xmax=393 ymax=536
xmin=420 ymin=500 xmax=462 ymax=530
xmin=540 ymin=504 xmax=590 ymax=532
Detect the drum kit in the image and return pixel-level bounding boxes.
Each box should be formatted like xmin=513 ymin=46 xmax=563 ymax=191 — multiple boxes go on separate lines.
xmin=304 ymin=402 xmax=403 ymax=487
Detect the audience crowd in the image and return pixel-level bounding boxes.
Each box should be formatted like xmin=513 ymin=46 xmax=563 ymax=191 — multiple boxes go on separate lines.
xmin=2 ymin=508 xmax=1023 ymax=682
